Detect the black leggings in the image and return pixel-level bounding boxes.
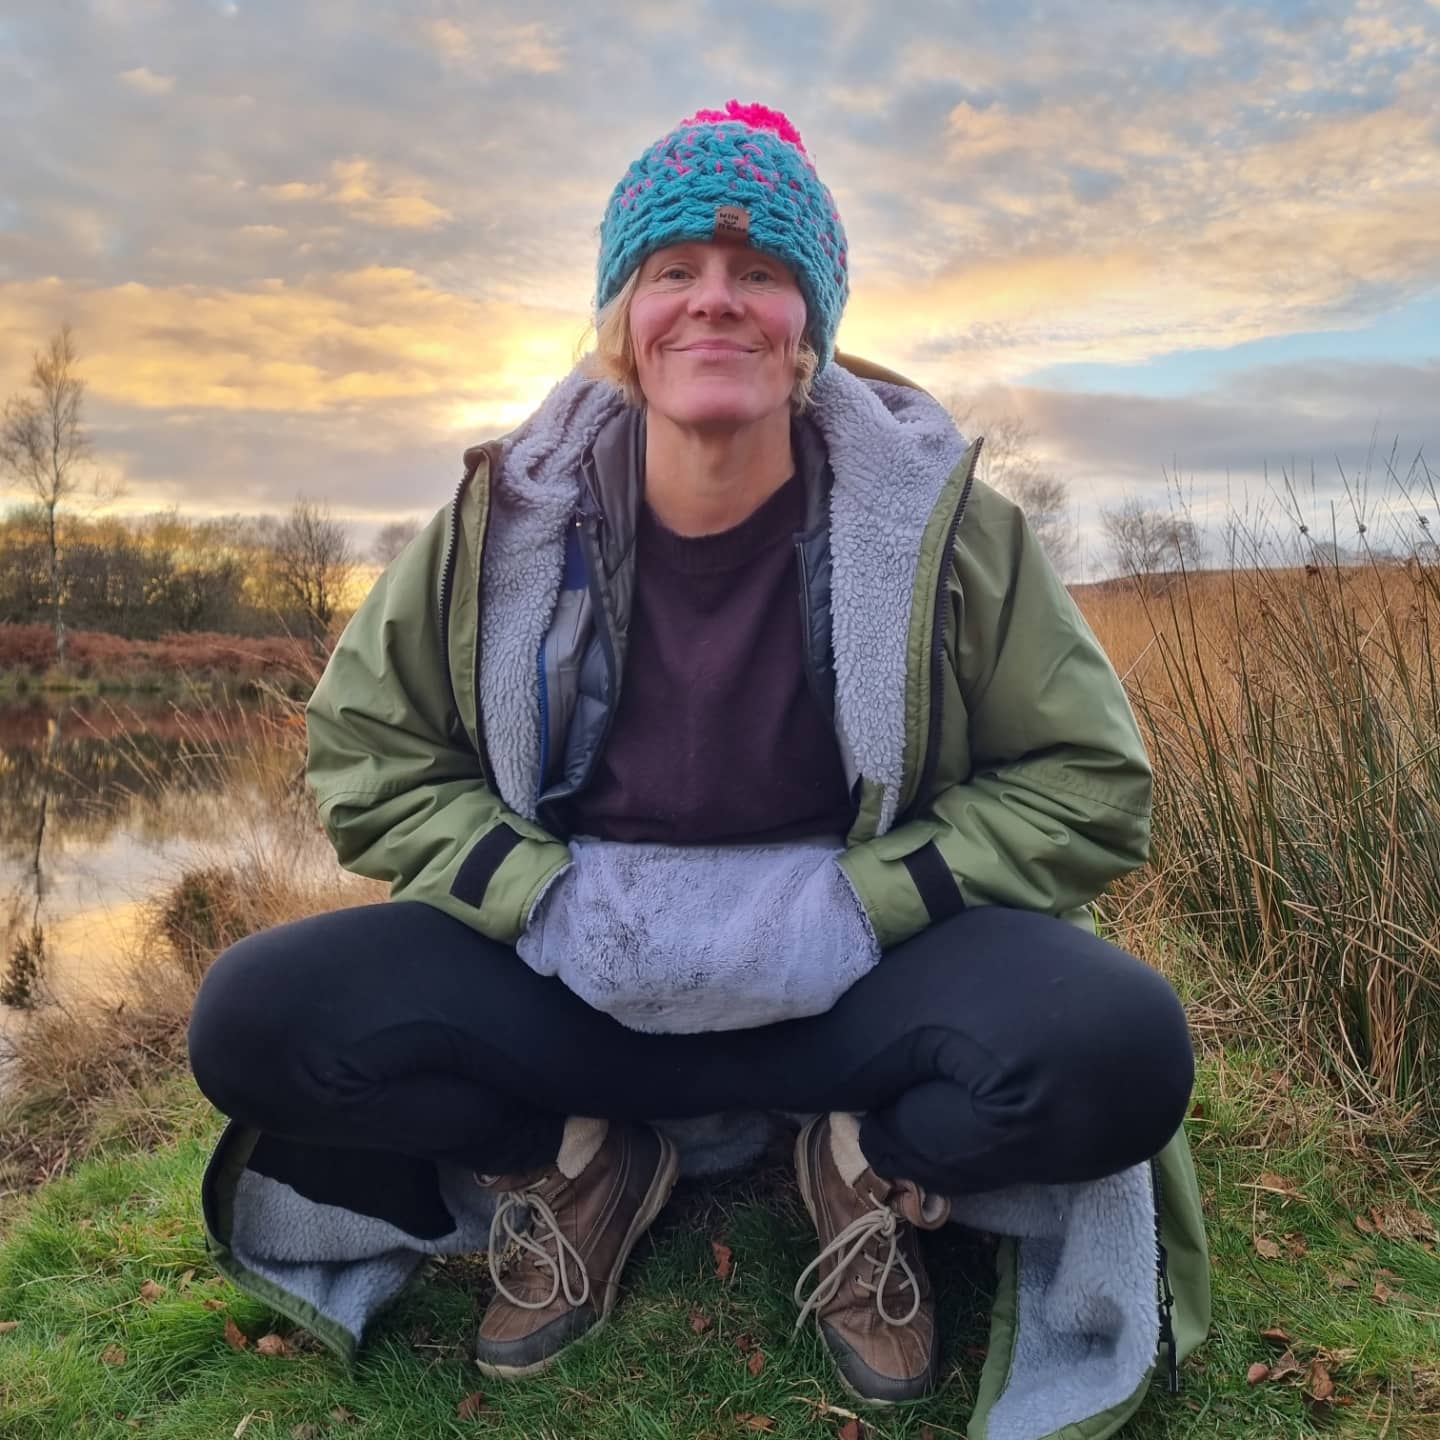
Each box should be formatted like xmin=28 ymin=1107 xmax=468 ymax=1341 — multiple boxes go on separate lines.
xmin=188 ymin=901 xmax=1193 ymax=1195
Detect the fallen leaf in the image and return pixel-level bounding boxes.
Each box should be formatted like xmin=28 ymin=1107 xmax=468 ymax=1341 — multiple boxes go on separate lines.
xmin=1373 ymin=1279 xmax=1392 ymax=1304
xmin=330 ymin=1408 xmax=356 ymax=1424
xmin=1283 ymin=1233 xmax=1308 ymax=1258
xmin=1354 ymin=1213 xmax=1376 ymax=1234
xmin=839 ymin=1421 xmax=863 ymax=1440
xmin=735 ymin=1332 xmax=757 ymax=1354
xmin=255 ymin=1334 xmax=290 ymax=1357
xmin=290 ymin=1427 xmax=322 ymax=1440
xmin=1259 ymin=1327 xmax=1292 ymax=1347
xmin=1246 ymin=1362 xmax=1271 ymax=1384
xmin=1306 ymin=1358 xmax=1335 ymax=1403
xmin=689 ymin=1310 xmax=712 ymax=1334
xmin=178 ymin=1269 xmax=196 ymax=1290
xmin=138 ymin=1280 xmax=165 ymax=1304
xmin=747 ymin=1349 xmax=766 ymax=1377
xmin=0 ymin=1321 xmax=19 ymax=1334
xmin=1256 ymin=1172 xmax=1299 ymax=1197
xmin=456 ymin=1392 xmax=487 ymax=1420
xmin=1268 ymin=1350 xmax=1303 ymax=1382
xmin=100 ymin=1345 xmax=127 ymax=1366
xmin=223 ymin=1317 xmax=250 ymax=1351
xmin=1189 ymin=1101 xmax=1206 ymax=1119
xmin=713 ymin=1241 xmax=734 ymax=1281
xmin=1253 ymin=1235 xmax=1282 ymax=1260
xmin=202 ymin=1298 xmax=227 ymax=1312
xmin=736 ymin=1418 xmax=775 ymax=1433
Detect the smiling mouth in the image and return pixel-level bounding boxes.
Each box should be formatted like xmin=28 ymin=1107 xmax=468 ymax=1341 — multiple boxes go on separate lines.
xmin=678 ymin=344 xmax=754 ymax=355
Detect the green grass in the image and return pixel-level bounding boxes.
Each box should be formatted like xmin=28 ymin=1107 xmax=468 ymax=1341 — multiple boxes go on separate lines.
xmin=1 ymin=1057 xmax=1438 ymax=1440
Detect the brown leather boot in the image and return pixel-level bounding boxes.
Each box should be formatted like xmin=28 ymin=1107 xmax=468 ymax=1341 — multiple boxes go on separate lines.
xmin=793 ymin=1112 xmax=952 ymax=1405
xmin=473 ymin=1117 xmax=679 ymax=1379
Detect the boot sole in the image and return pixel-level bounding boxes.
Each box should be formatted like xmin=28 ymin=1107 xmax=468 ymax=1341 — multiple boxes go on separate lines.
xmin=792 ymin=1119 xmax=936 ymax=1410
xmin=475 ymin=1133 xmax=681 ymax=1380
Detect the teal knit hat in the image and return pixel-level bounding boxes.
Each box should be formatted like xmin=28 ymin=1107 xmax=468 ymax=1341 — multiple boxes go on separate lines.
xmin=596 ymin=101 xmax=849 ymax=369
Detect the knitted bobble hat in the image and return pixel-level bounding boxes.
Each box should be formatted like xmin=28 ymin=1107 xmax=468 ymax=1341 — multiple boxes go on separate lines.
xmin=596 ymin=101 xmax=849 ymax=370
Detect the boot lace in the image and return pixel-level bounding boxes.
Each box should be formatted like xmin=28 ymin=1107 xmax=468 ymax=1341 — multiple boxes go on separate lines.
xmin=792 ymin=1203 xmax=920 ymax=1334
xmin=487 ymin=1184 xmax=591 ymax=1312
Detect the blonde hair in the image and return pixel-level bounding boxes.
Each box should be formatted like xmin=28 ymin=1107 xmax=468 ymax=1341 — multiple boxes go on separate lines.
xmin=586 ymin=266 xmax=819 ymax=412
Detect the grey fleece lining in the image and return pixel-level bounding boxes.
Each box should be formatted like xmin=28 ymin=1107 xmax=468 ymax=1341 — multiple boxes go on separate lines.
xmin=223 ymin=358 xmax=1162 ymax=1440
xmin=952 ymin=1165 xmax=1159 ymax=1439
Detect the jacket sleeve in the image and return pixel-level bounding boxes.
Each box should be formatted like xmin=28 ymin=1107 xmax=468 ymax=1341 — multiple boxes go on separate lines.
xmin=837 ymin=480 xmax=1152 ymax=949
xmin=304 ymin=506 xmax=571 ymax=944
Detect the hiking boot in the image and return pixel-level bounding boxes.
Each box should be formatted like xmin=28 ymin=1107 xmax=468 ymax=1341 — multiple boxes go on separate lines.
xmin=473 ymin=1117 xmax=679 ymax=1379
xmin=793 ymin=1112 xmax=952 ymax=1405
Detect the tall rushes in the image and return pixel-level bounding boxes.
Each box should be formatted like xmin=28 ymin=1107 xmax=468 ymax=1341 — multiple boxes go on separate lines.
xmin=1103 ymin=453 xmax=1440 ymax=1126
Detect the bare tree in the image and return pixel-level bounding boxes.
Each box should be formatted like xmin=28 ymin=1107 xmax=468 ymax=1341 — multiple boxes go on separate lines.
xmin=372 ymin=517 xmax=421 ymax=567
xmin=1099 ymin=496 xmax=1203 ymax=580
xmin=1 ymin=325 xmax=90 ymax=663
xmin=270 ymin=498 xmax=356 ymax=644
xmin=945 ymin=400 xmax=1077 ymax=578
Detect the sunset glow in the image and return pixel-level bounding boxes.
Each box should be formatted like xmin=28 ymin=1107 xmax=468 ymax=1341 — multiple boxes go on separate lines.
xmin=1 ymin=0 xmax=1436 ymax=568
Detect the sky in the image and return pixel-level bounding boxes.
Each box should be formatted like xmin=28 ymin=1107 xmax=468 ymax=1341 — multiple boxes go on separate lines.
xmin=1 ymin=0 xmax=1437 ymax=575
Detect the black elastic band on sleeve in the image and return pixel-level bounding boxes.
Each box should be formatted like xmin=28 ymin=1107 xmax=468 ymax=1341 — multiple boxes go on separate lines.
xmin=901 ymin=839 xmax=966 ymax=924
xmin=450 ymin=823 xmax=524 ymax=908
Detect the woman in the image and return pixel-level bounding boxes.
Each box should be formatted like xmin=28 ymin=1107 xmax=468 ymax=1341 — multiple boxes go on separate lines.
xmin=189 ymin=102 xmax=1209 ymax=1436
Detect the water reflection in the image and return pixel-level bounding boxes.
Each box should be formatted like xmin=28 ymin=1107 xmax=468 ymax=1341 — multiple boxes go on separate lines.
xmin=0 ymin=694 xmax=301 ymax=1016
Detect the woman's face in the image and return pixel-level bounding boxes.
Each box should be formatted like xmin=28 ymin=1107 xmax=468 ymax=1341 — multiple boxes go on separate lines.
xmin=628 ymin=237 xmax=807 ymax=431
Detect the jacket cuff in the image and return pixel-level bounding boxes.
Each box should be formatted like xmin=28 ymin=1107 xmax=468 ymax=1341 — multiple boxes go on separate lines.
xmin=838 ymin=825 xmax=965 ymax=950
xmin=441 ymin=823 xmax=570 ymax=944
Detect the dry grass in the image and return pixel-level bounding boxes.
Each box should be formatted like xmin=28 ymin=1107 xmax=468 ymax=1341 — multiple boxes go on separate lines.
xmin=1080 ymin=542 xmax=1440 ymax=1133
xmin=0 ymin=623 xmax=321 ymax=690
xmin=0 ymin=695 xmax=381 ymax=1203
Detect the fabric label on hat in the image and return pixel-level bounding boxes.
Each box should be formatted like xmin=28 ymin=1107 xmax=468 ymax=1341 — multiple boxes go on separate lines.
xmin=714 ymin=206 xmax=751 ymax=238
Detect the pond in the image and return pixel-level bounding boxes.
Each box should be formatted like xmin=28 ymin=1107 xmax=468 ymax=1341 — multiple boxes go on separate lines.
xmin=0 ymin=693 xmax=317 ymax=1049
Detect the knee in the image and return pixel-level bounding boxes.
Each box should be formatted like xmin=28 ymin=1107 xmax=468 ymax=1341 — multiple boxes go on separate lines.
xmin=187 ymin=929 xmax=299 ymax=1118
xmin=1068 ymin=964 xmax=1194 ymax=1166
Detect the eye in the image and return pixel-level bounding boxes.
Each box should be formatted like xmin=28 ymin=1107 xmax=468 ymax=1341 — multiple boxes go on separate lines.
xmin=655 ymin=264 xmax=691 ymax=281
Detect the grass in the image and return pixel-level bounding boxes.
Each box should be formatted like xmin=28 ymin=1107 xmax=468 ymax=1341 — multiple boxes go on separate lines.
xmin=1 ymin=1054 xmax=1437 ymax=1439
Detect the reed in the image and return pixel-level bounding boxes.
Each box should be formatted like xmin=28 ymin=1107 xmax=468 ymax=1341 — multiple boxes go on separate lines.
xmin=1082 ymin=455 xmax=1440 ymax=1127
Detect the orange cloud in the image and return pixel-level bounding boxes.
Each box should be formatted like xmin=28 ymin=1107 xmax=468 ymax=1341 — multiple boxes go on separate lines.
xmin=261 ymin=159 xmax=452 ymax=230
xmin=0 ymin=268 xmax=586 ymax=432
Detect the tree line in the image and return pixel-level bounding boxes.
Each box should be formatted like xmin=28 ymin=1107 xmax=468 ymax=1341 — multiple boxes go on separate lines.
xmin=1 ymin=326 xmax=421 ymax=650
xmin=0 ymin=501 xmax=367 ymax=643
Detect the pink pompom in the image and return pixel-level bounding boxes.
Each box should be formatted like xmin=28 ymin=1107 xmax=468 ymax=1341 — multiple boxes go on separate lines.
xmin=677 ymin=99 xmax=807 ymax=153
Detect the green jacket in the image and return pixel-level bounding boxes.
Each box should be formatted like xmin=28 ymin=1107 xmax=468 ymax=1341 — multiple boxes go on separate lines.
xmin=202 ymin=354 xmax=1209 ymax=1440
xmin=307 ymin=354 xmax=1151 ymax=954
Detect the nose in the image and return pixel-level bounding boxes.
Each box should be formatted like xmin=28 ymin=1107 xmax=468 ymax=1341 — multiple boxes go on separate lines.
xmin=687 ymin=265 xmax=743 ymax=320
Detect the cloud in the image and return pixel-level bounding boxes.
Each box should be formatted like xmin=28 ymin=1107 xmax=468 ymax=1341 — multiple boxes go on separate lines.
xmin=117 ymin=65 xmax=174 ymax=95
xmin=260 ymin=159 xmax=452 ymax=230
xmin=0 ymin=267 xmax=585 ymax=423
xmin=420 ymin=19 xmax=566 ymax=73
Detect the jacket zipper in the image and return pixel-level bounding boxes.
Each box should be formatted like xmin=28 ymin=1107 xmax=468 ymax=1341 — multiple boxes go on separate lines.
xmin=574 ymin=502 xmax=622 ymax=786
xmin=905 ymin=438 xmax=983 ymax=821
xmin=438 ymin=457 xmax=494 ymax=783
xmin=794 ymin=540 xmax=831 ymax=719
xmin=1151 ymin=1160 xmax=1180 ymax=1395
